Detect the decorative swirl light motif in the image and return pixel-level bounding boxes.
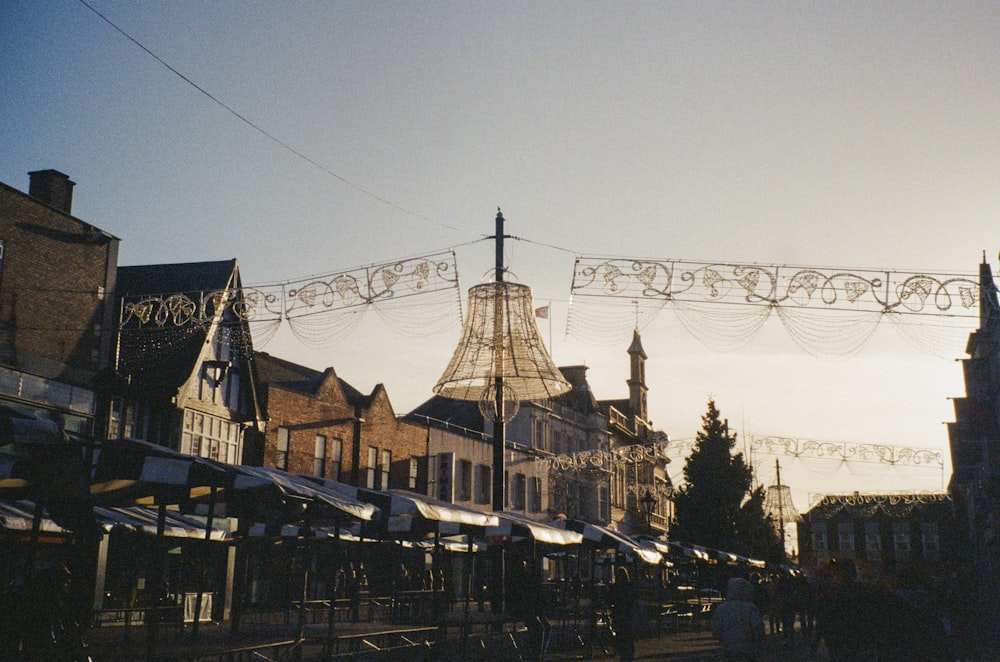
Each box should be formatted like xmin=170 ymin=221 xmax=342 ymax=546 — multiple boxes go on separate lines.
xmin=538 ymin=440 xmax=670 ymax=472
xmin=572 ymin=257 xmax=982 ymax=313
xmin=806 ymin=491 xmax=951 ymax=518
xmin=749 ymin=435 xmax=944 ymax=467
xmin=568 ymin=256 xmax=988 ymax=357
xmin=119 ymin=251 xmax=462 ymax=348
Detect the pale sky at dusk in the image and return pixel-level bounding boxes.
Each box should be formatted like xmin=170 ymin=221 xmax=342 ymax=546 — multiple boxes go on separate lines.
xmin=4 ymin=1 xmax=999 ymax=510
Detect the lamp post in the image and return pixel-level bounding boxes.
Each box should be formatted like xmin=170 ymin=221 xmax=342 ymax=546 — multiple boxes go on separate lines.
xmin=640 ymin=488 xmax=656 ymax=535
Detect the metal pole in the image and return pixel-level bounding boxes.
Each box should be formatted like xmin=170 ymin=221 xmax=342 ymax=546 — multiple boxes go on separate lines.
xmin=491 ymin=209 xmax=507 ymax=621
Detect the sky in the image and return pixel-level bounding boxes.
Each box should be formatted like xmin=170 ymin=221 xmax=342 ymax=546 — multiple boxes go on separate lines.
xmin=4 ymin=1 xmax=999 ymax=512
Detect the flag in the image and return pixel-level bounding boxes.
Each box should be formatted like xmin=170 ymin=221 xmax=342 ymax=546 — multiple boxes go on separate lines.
xmin=534 ymin=305 xmax=549 ymax=319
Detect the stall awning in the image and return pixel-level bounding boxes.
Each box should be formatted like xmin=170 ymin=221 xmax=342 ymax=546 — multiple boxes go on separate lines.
xmin=0 ymin=500 xmax=230 ymax=540
xmin=313 ymin=480 xmax=498 ymax=536
xmin=95 ymin=506 xmax=232 ymax=540
xmin=90 ymin=437 xmax=232 ymax=507
xmin=551 ymin=518 xmax=663 ymax=565
xmin=487 ymin=512 xmax=583 ymax=546
xmin=228 ymin=466 xmax=378 ymax=522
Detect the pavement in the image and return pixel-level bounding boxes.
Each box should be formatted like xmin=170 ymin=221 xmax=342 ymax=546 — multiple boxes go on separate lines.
xmin=83 ymin=617 xmax=830 ymax=661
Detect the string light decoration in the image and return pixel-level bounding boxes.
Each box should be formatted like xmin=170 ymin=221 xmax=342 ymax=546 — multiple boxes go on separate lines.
xmin=567 ymin=256 xmax=987 ymax=358
xmin=806 ymin=492 xmax=950 ymax=518
xmin=538 ymin=440 xmax=671 ymax=472
xmin=118 ymin=251 xmax=461 ymax=348
xmin=749 ymin=435 xmax=944 ymax=468
xmin=435 ymin=281 xmax=572 ymax=422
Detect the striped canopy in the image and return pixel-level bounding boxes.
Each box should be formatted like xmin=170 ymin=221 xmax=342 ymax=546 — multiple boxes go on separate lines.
xmin=310 ymin=480 xmax=498 ymax=537
xmin=487 ymin=511 xmax=583 ymax=546
xmin=550 ymin=518 xmax=663 ymax=565
xmin=226 ymin=466 xmax=378 ymax=523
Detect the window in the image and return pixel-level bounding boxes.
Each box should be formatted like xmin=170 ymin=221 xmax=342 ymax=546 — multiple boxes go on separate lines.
xmin=812 ymin=524 xmax=829 ymax=562
xmin=227 ymin=372 xmax=241 ymax=411
xmin=837 ymin=522 xmax=855 ymax=555
xmin=893 ymin=521 xmax=911 ymax=560
xmin=475 ymin=465 xmax=491 ymax=504
xmin=276 ymin=427 xmax=289 ymax=470
xmin=529 ymin=476 xmax=542 ymax=513
xmin=330 ymin=437 xmax=343 ymax=481
xmin=108 ymin=397 xmax=124 ymax=439
xmin=921 ymin=522 xmax=940 ymax=560
xmin=532 ymin=418 xmax=545 ymax=451
xmin=314 ymin=435 xmax=327 ymax=477
xmin=408 ymin=458 xmax=418 ymax=489
xmin=458 ymin=459 xmax=472 ymax=501
xmin=865 ymin=522 xmax=881 ymax=557
xmin=437 ymin=453 xmax=454 ymax=502
xmin=366 ymin=447 xmax=377 ymax=489
xmin=512 ymin=473 xmax=526 ymax=510
xmin=599 ymin=485 xmax=610 ymax=521
xmin=381 ymin=449 xmax=391 ymax=490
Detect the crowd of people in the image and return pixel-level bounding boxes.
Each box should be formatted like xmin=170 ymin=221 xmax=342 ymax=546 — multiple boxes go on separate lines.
xmin=706 ymin=562 xmax=956 ymax=662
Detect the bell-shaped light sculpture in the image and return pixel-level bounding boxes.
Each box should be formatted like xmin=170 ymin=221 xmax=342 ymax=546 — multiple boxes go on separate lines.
xmin=435 ymin=281 xmax=571 ymax=417
xmin=763 ymin=460 xmax=800 ymax=555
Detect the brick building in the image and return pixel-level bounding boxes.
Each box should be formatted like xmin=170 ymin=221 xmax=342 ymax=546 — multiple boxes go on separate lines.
xmin=796 ymin=492 xmax=958 ymax=579
xmin=0 ymin=170 xmax=119 ymax=435
xmin=250 ymin=352 xmax=427 ymax=490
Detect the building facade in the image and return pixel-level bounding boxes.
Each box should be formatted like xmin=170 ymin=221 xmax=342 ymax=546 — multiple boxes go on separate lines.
xmin=250 ymin=352 xmax=427 ymax=490
xmin=506 ymin=365 xmax=612 ymax=524
xmin=0 ymin=170 xmax=119 ymax=435
xmin=597 ymin=331 xmax=671 ymax=537
xmin=796 ymin=492 xmax=957 ymax=580
xmin=946 ymin=255 xmax=1000 ymax=649
xmin=112 ymin=259 xmax=264 ymax=463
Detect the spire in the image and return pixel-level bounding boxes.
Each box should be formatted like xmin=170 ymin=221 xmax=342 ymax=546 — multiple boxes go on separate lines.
xmin=627 ymin=329 xmax=648 ymax=422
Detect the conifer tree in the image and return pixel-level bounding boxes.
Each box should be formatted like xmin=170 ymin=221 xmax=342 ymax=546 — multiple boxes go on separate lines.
xmin=671 ymin=399 xmax=757 ymax=553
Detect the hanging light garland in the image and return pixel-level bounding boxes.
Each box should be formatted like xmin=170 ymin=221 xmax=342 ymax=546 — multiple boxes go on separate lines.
xmin=118 ymin=250 xmax=462 ymax=349
xmin=567 ymin=256 xmax=987 ymax=358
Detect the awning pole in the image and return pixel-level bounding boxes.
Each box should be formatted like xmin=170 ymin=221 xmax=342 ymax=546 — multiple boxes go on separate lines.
xmin=191 ymin=484 xmax=218 ymax=639
xmin=147 ymin=502 xmax=167 ymax=660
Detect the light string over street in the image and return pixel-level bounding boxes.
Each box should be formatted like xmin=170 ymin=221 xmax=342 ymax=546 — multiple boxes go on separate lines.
xmin=567 ymin=256 xmax=990 ymax=358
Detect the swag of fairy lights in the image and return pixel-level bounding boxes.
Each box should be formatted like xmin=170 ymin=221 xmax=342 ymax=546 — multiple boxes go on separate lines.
xmin=665 ymin=435 xmax=943 ymax=475
xmin=118 ymin=251 xmax=462 ymax=349
xmin=538 ymin=438 xmax=670 ymax=473
xmin=567 ymin=256 xmax=989 ymax=358
xmin=806 ymin=492 xmax=950 ymax=518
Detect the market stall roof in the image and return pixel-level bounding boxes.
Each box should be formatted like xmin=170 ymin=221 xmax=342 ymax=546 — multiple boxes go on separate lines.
xmin=95 ymin=505 xmax=232 ymax=540
xmin=90 ymin=437 xmax=232 ymax=507
xmin=550 ymin=518 xmax=663 ymax=565
xmin=228 ymin=466 xmax=378 ymax=523
xmin=487 ymin=512 xmax=583 ymax=546
xmin=666 ymin=540 xmax=764 ymax=567
xmin=310 ymin=480 xmax=498 ymax=537
xmin=0 ymin=500 xmax=230 ymax=540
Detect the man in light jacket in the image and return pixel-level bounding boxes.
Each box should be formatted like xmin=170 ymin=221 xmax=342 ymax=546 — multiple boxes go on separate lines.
xmin=711 ymin=576 xmax=765 ymax=662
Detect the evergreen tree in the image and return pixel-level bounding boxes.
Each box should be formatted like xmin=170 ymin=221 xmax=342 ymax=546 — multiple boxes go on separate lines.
xmin=671 ymin=399 xmax=766 ymax=554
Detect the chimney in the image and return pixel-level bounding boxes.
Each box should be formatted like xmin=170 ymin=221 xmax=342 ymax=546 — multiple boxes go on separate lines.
xmin=28 ymin=169 xmax=75 ymax=214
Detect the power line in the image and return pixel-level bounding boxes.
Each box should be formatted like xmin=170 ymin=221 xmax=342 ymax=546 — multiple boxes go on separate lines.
xmin=76 ymin=0 xmax=469 ymax=235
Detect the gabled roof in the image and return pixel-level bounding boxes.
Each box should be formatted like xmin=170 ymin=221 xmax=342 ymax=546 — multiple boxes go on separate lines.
xmin=115 ymin=260 xmax=240 ymax=397
xmin=406 ymin=395 xmax=486 ymax=434
xmin=253 ymin=352 xmax=368 ymax=408
xmin=117 ymin=259 xmax=239 ymax=297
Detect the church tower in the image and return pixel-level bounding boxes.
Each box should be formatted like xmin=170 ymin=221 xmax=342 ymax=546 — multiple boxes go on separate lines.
xmin=627 ymin=329 xmax=648 ymax=424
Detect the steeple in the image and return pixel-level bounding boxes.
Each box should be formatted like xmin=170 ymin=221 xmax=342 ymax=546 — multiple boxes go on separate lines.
xmin=627 ymin=329 xmax=648 ymax=422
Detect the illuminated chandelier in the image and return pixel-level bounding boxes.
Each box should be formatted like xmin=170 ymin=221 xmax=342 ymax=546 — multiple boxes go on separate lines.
xmin=435 ymin=281 xmax=570 ymax=422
